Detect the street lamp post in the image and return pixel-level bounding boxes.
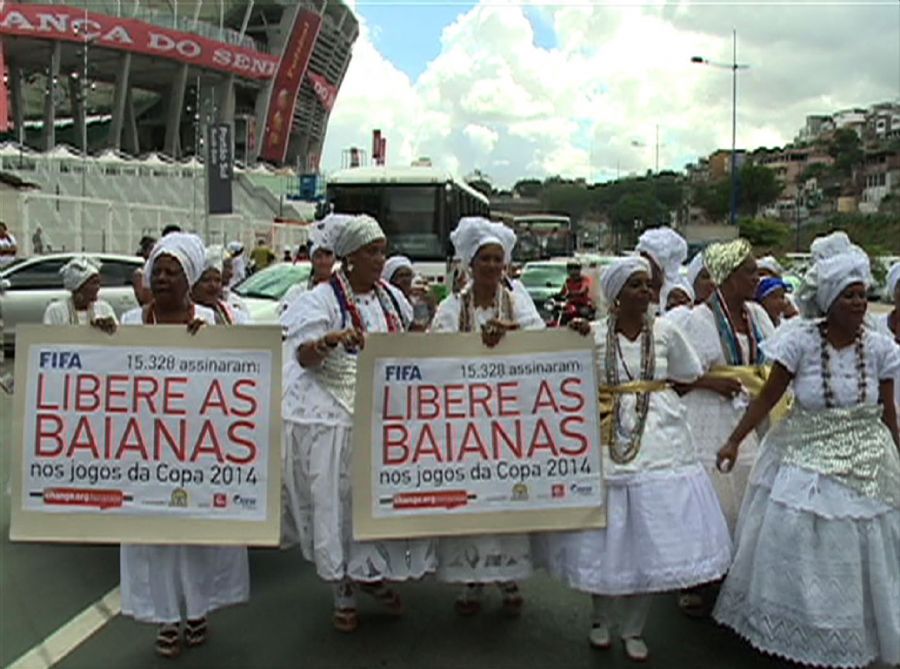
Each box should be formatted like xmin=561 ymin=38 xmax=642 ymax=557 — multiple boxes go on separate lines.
xmin=692 ymin=30 xmax=750 ymax=227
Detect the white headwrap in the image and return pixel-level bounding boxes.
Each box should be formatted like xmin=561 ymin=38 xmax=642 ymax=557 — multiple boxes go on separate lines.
xmin=687 ymin=252 xmax=706 ymax=288
xmin=226 ymin=240 xmax=244 ymax=256
xmin=886 ymin=262 xmax=900 ymax=299
xmin=204 ymin=245 xmax=225 ymax=274
xmin=815 ymin=247 xmax=872 ymax=313
xmin=309 ymin=213 xmax=352 ymax=256
xmin=383 ymin=255 xmax=413 ymax=282
xmin=810 ymin=231 xmax=852 ymax=262
xmin=60 ymin=256 xmax=101 ymax=292
xmin=143 ymin=232 xmax=207 ymax=289
xmin=332 ymin=214 xmax=385 ymax=258
xmin=450 ymin=217 xmax=514 ymax=267
xmin=600 ymin=256 xmax=651 ymax=304
xmin=757 ymin=255 xmax=784 ymax=276
xmin=636 ymin=227 xmax=687 ymax=280
xmin=661 ymin=277 xmax=695 ymax=311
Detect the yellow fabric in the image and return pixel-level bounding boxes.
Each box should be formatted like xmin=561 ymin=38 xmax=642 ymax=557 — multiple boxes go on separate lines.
xmin=598 ymin=380 xmax=671 ymax=449
xmin=708 ymin=365 xmax=793 ymax=424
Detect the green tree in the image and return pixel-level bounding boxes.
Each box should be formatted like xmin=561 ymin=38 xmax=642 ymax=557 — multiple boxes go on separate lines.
xmin=541 ymin=183 xmax=592 ymax=221
xmin=828 ymin=128 xmax=864 ymax=177
xmin=694 ymin=181 xmax=730 ymax=220
xmin=739 ymin=164 xmax=781 ymax=216
xmin=739 ymin=217 xmax=789 ymax=249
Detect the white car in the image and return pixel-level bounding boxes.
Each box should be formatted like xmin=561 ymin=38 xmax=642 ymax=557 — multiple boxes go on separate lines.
xmin=0 ymin=253 xmax=143 ymax=350
xmin=232 ymin=261 xmax=313 ymax=324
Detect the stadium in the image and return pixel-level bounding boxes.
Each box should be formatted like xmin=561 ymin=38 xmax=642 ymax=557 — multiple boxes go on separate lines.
xmin=0 ymin=0 xmax=359 ymax=254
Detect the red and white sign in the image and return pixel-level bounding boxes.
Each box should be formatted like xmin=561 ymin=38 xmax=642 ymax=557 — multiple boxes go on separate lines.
xmin=259 ymin=9 xmax=322 ymax=164
xmin=308 ymin=71 xmax=337 ymax=111
xmin=0 ymin=3 xmax=279 ymax=80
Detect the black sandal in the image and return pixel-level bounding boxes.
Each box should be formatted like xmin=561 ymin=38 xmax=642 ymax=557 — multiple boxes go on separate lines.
xmin=184 ymin=617 xmax=208 ymax=648
xmin=155 ymin=624 xmax=181 ymax=658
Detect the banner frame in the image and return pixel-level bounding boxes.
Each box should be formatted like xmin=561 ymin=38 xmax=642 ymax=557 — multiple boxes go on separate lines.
xmin=10 ymin=324 xmax=283 ymax=546
xmin=351 ymin=330 xmax=606 ymax=541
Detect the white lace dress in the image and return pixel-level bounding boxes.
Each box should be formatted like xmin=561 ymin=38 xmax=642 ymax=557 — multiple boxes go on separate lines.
xmin=713 ymin=323 xmax=900 ymax=668
xmin=118 ymin=305 xmax=250 ymax=624
xmin=681 ymin=302 xmax=775 ymax=532
xmin=281 ymin=282 xmax=436 ymax=583
xmin=543 ymin=317 xmax=733 ymax=595
xmin=429 ymin=290 xmax=545 ymax=583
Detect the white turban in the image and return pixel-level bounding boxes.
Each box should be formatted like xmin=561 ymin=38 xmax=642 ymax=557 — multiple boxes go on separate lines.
xmin=309 ymin=213 xmax=352 ymax=256
xmin=636 ymin=227 xmax=687 ymax=280
xmin=887 ymin=262 xmax=900 ymax=299
xmin=60 ymin=256 xmax=101 ymax=292
xmin=661 ymin=277 xmax=695 ymax=311
xmin=600 ymin=256 xmax=651 ymax=304
xmin=687 ymin=252 xmax=706 ymax=288
xmin=143 ymin=232 xmax=207 ymax=289
xmin=383 ymin=255 xmax=413 ymax=282
xmin=810 ymin=231 xmax=852 ymax=262
xmin=757 ymin=255 xmax=784 ymax=276
xmin=451 ymin=217 xmax=515 ymax=266
xmin=815 ymin=248 xmax=872 ymax=313
xmin=226 ymin=240 xmax=244 ymax=256
xmin=332 ymin=214 xmax=385 ymax=258
xmin=204 ymin=245 xmax=225 ymax=274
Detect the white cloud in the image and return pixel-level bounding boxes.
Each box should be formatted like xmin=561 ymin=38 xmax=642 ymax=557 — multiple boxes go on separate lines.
xmin=323 ymin=1 xmax=899 ymax=187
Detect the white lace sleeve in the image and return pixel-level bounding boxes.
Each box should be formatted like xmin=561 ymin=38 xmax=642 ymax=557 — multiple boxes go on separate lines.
xmin=660 ymin=318 xmax=703 ymax=382
xmin=868 ymin=330 xmax=900 ymax=381
xmin=42 ymin=301 xmax=68 ymax=325
xmin=760 ymin=320 xmax=813 ymax=375
xmin=430 ymin=295 xmax=461 ymax=333
xmin=683 ymin=305 xmax=722 ymax=371
xmin=280 ymin=284 xmax=338 ymax=345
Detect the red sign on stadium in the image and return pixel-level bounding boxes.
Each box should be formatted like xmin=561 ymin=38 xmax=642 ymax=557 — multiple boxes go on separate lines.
xmin=0 ymin=3 xmax=279 ymax=81
xmin=259 ymin=10 xmax=322 ymax=164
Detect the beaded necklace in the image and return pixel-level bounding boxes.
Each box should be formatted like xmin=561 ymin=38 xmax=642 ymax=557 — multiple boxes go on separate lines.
xmin=604 ymin=313 xmax=655 ymax=464
xmin=330 ymin=270 xmax=405 ymax=335
xmin=458 ymin=283 xmax=514 ymax=333
xmin=145 ymin=302 xmax=195 ymax=325
xmin=817 ymin=321 xmax=867 ymax=408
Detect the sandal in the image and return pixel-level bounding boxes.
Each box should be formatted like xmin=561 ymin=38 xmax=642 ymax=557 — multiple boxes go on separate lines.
xmin=454 ymin=583 xmax=483 ymax=617
xmin=332 ymin=608 xmax=359 ymax=633
xmin=500 ymin=582 xmax=523 ymax=618
xmin=155 ymin=624 xmax=181 ymax=659
xmin=184 ymin=618 xmax=207 ymax=648
xmin=359 ymin=582 xmax=404 ymax=616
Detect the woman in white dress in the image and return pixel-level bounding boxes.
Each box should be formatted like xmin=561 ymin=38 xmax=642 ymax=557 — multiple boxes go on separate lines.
xmin=191 ymin=245 xmax=250 ymax=325
xmin=43 ymin=256 xmax=117 ymax=332
xmin=635 ymin=227 xmax=688 ymax=309
xmin=875 ymin=262 xmax=899 ymax=431
xmin=545 ymin=257 xmax=732 ymax=662
xmin=681 ymin=239 xmax=776 ymax=533
xmin=714 ymin=247 xmax=900 ymax=669
xmin=119 ymin=233 xmax=249 ymax=658
xmin=430 ymin=217 xmax=545 ymax=617
xmin=281 ymin=215 xmax=434 ymax=633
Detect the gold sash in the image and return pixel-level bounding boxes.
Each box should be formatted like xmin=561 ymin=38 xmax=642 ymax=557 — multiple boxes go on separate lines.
xmin=598 ymin=380 xmax=670 ymax=448
xmin=708 ymin=365 xmax=793 ymax=424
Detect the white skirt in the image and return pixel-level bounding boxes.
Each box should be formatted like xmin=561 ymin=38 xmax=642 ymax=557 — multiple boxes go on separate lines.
xmin=713 ymin=445 xmax=900 ymax=668
xmin=282 ymin=419 xmax=437 ymax=583
xmin=437 ymin=533 xmax=533 ymax=584
xmin=120 ymin=544 xmax=249 ymax=624
xmin=544 ymin=463 xmax=733 ymax=596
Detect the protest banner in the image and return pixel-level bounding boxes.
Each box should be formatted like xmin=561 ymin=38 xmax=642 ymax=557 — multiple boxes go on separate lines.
xmin=352 ymin=330 xmax=605 ymax=540
xmin=10 ymin=324 xmax=282 ymax=546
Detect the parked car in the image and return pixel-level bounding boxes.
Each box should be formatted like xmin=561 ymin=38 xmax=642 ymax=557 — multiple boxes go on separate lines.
xmin=0 ymin=253 xmax=143 ymax=350
xmin=519 ymin=260 xmax=570 ymax=322
xmin=233 ymin=261 xmax=312 ymax=324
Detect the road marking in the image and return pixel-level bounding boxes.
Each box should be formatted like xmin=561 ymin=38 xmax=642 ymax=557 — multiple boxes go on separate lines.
xmin=6 ymin=587 xmax=120 ymax=669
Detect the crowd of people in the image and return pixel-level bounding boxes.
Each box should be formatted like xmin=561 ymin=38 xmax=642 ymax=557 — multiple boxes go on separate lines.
xmin=19 ymin=213 xmax=900 ymax=667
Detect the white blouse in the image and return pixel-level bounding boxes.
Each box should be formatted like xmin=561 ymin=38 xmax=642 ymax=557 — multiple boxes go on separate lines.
xmin=120 ymin=304 xmax=216 ymax=326
xmin=43 ymin=298 xmax=117 ymax=326
xmin=594 ymin=317 xmax=704 ymax=475
xmin=762 ymin=320 xmax=900 ymax=411
xmin=430 ymin=289 xmax=546 ymax=334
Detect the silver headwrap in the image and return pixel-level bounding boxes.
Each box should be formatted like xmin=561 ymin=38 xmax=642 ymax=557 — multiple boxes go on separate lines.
xmin=60 ymin=256 xmax=101 ymax=292
xmin=332 ymin=214 xmax=385 ymax=258
xmin=143 ymin=232 xmax=206 ymax=288
xmin=310 ymin=213 xmax=352 ymax=256
xmin=600 ymin=256 xmax=651 ymax=304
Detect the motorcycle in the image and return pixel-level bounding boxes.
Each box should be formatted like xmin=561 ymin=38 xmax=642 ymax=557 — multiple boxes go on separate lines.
xmin=544 ymin=296 xmax=596 ymax=327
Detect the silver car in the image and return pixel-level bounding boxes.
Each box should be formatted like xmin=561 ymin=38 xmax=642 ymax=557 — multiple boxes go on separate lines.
xmin=0 ymin=253 xmax=144 ymax=349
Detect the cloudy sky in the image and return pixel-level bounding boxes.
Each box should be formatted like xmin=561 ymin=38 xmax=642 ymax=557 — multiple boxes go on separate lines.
xmin=321 ymin=0 xmax=900 ymax=187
